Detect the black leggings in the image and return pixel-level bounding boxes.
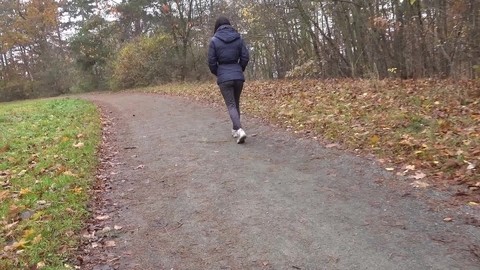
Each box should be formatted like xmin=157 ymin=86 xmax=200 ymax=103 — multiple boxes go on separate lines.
xmin=219 ymin=80 xmax=244 ymax=130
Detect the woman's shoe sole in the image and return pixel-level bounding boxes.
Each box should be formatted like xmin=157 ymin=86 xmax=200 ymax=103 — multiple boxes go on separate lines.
xmin=237 ymin=134 xmax=246 ymax=144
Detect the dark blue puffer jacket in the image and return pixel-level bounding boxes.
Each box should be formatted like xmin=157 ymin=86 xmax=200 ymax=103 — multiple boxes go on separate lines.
xmin=208 ymin=25 xmax=249 ymax=84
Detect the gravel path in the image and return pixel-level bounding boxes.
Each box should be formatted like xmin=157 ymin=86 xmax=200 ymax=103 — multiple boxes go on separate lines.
xmin=84 ymin=92 xmax=479 ymax=270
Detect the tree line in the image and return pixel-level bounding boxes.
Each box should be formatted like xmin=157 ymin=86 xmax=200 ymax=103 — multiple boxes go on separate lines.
xmin=1 ymin=0 xmax=479 ymax=101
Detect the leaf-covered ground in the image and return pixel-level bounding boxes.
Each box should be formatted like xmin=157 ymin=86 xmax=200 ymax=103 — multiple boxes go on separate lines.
xmin=143 ymin=79 xmax=480 ymax=202
xmin=0 ymin=98 xmax=101 ymax=269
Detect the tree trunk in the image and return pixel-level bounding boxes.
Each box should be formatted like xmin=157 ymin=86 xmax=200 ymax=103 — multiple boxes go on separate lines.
xmin=437 ymin=0 xmax=450 ymax=77
xmin=393 ymin=0 xmax=408 ymax=79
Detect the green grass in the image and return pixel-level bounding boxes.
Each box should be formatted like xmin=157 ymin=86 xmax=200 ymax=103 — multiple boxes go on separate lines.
xmin=0 ymin=98 xmax=101 ymax=269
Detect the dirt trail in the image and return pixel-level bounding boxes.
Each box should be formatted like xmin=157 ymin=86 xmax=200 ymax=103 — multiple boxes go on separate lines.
xmin=84 ymin=93 xmax=479 ymax=270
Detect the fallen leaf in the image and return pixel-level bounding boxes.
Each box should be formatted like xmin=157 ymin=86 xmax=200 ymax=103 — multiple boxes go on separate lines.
xmin=82 ymin=232 xmax=95 ymax=239
xmin=95 ymin=215 xmax=110 ymax=221
xmin=71 ymin=187 xmax=83 ymax=194
xmin=12 ymin=239 xmax=29 ymax=250
xmin=4 ymin=221 xmax=18 ymax=230
xmin=468 ymin=202 xmax=479 ymax=206
xmin=23 ymin=229 xmax=35 ymax=238
xmin=19 ymin=188 xmax=31 ymax=196
xmin=405 ymin=165 xmax=415 ymax=171
xmin=410 ymin=171 xmax=426 ymax=180
xmin=466 ymin=162 xmax=476 ymax=170
xmin=63 ymin=171 xmax=78 ymax=177
xmin=32 ymin=234 xmax=42 ymax=244
xmin=410 ymin=180 xmax=430 ymax=188
xmin=9 ymin=204 xmax=21 ymax=215
xmin=0 ymin=170 xmax=11 ymax=180
xmin=73 ymin=142 xmax=84 ymax=148
xmin=105 ymin=240 xmax=116 ymax=247
xmin=0 ymin=144 xmax=10 ymax=153
xmin=443 ymin=217 xmax=453 ymax=222
xmin=0 ymin=190 xmax=9 ymax=201
xmin=370 ymin=134 xmax=380 ymax=145
xmin=325 ymin=143 xmax=339 ymax=148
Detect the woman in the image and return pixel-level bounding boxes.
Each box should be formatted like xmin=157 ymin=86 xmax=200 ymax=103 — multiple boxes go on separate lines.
xmin=208 ymin=16 xmax=250 ymax=144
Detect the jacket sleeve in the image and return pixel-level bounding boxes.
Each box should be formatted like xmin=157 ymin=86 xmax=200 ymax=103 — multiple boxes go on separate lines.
xmin=208 ymin=38 xmax=218 ymax=76
xmin=239 ymin=39 xmax=249 ymax=72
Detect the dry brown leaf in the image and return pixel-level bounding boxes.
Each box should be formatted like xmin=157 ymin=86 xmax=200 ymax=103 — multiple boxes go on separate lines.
xmin=405 ymin=165 xmax=415 ymax=171
xmin=134 ymin=164 xmax=145 ymax=170
xmin=22 ymin=229 xmax=35 ymax=238
xmin=63 ymin=171 xmax=78 ymax=177
xmin=13 ymin=239 xmax=28 ymax=250
xmin=0 ymin=170 xmax=11 ymax=178
xmin=36 ymin=200 xmax=47 ymax=205
xmin=105 ymin=240 xmax=116 ymax=247
xmin=71 ymin=187 xmax=83 ymax=194
xmin=32 ymin=234 xmax=42 ymax=244
xmin=410 ymin=171 xmax=426 ymax=180
xmin=73 ymin=142 xmax=84 ymax=148
xmin=325 ymin=143 xmax=339 ymax=148
xmin=95 ymin=215 xmax=110 ymax=221
xmin=19 ymin=188 xmax=31 ymax=196
xmin=82 ymin=232 xmax=95 ymax=239
xmin=410 ymin=180 xmax=430 ymax=188
xmin=0 ymin=190 xmax=9 ymax=201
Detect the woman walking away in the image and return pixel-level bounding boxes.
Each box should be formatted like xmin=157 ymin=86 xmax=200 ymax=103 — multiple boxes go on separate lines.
xmin=208 ymin=16 xmax=250 ymax=144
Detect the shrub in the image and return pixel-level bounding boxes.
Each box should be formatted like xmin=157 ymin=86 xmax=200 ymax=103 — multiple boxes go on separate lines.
xmin=110 ymin=34 xmax=177 ymax=89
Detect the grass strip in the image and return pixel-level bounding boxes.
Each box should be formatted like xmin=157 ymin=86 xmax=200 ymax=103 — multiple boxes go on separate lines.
xmin=0 ymin=98 xmax=101 ymax=269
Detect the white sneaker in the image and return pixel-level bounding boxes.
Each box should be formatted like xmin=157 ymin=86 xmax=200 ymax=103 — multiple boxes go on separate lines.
xmin=232 ymin=129 xmax=239 ymax=138
xmin=236 ymin=128 xmax=247 ymax=144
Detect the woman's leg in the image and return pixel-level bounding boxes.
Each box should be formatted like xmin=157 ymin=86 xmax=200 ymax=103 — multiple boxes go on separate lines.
xmin=232 ymin=80 xmax=246 ymax=143
xmin=233 ymin=80 xmax=244 ymax=120
xmin=219 ymin=81 xmax=242 ymax=130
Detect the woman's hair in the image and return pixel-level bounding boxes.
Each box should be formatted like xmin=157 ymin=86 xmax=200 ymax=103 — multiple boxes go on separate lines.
xmin=214 ymin=16 xmax=231 ymax=33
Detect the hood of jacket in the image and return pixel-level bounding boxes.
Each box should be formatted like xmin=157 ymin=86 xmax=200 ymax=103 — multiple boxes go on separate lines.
xmin=214 ymin=25 xmax=240 ymax=43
